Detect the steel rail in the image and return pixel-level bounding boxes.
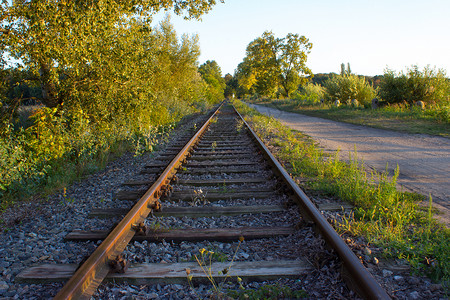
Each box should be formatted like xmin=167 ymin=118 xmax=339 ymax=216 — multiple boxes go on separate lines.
xmin=232 ymin=104 xmax=390 ymax=300
xmin=54 ymin=102 xmax=224 ymax=300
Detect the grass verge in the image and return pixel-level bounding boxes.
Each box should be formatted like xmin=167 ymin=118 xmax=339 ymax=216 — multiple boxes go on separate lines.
xmin=233 ymin=99 xmax=449 ymax=288
xmin=249 ymin=99 xmax=450 ymax=137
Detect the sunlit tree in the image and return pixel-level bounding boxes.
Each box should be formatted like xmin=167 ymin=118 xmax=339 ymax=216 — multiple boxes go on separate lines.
xmin=0 ymin=0 xmax=221 ymax=114
xmin=236 ymin=31 xmax=313 ymax=98
xmin=199 ymin=60 xmax=225 ymax=102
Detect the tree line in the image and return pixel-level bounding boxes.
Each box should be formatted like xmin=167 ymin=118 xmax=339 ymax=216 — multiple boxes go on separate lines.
xmin=224 ymin=32 xmax=449 ymax=108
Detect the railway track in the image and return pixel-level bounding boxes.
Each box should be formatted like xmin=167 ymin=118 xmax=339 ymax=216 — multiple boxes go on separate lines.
xmin=17 ymin=102 xmax=390 ymax=299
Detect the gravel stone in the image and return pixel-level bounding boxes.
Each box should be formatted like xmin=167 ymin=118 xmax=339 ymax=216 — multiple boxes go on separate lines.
xmin=409 ymin=291 xmax=420 ymax=299
xmin=0 ymin=280 xmax=9 ymax=291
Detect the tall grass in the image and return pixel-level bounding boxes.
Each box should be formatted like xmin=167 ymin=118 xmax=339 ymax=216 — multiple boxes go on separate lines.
xmin=233 ymin=100 xmax=449 ymax=286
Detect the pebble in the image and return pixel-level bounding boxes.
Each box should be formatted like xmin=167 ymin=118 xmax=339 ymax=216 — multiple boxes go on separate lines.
xmin=430 ymin=283 xmax=442 ymax=291
xmin=394 ymin=275 xmax=403 ymax=281
xmin=382 ymin=269 xmax=393 ymax=277
xmin=409 ymin=291 xmax=420 ymax=299
xmin=408 ymin=277 xmax=420 ymax=285
xmin=0 ymin=280 xmax=9 ymax=292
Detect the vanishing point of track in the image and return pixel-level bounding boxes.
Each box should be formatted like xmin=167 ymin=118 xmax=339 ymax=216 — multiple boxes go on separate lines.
xmin=18 ymin=102 xmax=390 ymax=299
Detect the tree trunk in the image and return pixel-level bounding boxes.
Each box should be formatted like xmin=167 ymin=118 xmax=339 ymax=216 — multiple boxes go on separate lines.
xmin=284 ymin=85 xmax=290 ymax=98
xmin=39 ymin=62 xmax=60 ymax=107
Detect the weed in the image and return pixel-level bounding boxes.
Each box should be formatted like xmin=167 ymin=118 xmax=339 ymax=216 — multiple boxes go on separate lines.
xmin=60 ymin=187 xmax=76 ymax=206
xmin=211 ymin=141 xmax=217 ymax=152
xmin=188 ymin=189 xmax=210 ymax=206
xmin=220 ymin=181 xmax=229 ymax=194
xmin=236 ymin=120 xmax=244 ymax=133
xmin=187 ymin=237 xmax=245 ymax=298
xmin=62 ymin=197 xmax=76 ymax=206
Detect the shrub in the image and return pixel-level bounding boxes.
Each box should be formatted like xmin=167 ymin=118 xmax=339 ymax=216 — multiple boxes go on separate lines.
xmin=379 ymin=66 xmax=450 ymax=106
xmin=293 ymin=83 xmax=326 ymax=103
xmin=323 ymin=74 xmax=377 ymax=106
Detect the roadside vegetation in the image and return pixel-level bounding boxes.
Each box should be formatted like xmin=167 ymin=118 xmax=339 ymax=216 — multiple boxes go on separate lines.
xmin=227 ymin=48 xmax=450 ymax=136
xmin=233 ymin=100 xmax=449 ymax=288
xmin=0 ymin=1 xmax=225 ymax=213
xmin=254 ymin=98 xmax=450 ymax=137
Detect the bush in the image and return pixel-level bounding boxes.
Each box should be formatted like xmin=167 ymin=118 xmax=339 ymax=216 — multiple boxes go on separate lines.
xmin=379 ymin=66 xmax=450 ymax=106
xmin=0 ymin=103 xmax=180 ymax=207
xmin=293 ymin=83 xmax=326 ymax=103
xmin=323 ymin=74 xmax=377 ymax=106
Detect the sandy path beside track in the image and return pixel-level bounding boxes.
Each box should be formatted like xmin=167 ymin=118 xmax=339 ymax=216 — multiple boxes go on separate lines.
xmin=248 ymin=103 xmax=450 ymax=227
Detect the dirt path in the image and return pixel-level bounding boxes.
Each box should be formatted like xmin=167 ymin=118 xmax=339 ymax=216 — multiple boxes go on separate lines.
xmin=248 ymin=103 xmax=450 ymax=227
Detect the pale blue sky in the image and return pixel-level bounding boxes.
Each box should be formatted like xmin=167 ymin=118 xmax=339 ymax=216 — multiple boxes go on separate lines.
xmin=153 ymin=0 xmax=450 ymax=76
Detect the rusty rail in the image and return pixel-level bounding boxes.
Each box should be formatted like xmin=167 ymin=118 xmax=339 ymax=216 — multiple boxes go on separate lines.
xmin=232 ymin=104 xmax=390 ymax=300
xmin=54 ymin=102 xmax=224 ymax=299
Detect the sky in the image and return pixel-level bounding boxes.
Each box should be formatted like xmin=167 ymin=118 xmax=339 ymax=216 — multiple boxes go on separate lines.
xmin=153 ymin=0 xmax=450 ymax=77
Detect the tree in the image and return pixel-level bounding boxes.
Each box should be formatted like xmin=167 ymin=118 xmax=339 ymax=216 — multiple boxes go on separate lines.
xmin=224 ymin=73 xmax=238 ymax=98
xmin=278 ymin=33 xmax=313 ymax=97
xmin=236 ymin=31 xmax=312 ymax=98
xmin=198 ymin=60 xmax=225 ymax=102
xmin=340 ymin=62 xmax=351 ymax=75
xmin=311 ymin=73 xmax=336 ymax=86
xmin=0 ymin=0 xmax=221 ymax=112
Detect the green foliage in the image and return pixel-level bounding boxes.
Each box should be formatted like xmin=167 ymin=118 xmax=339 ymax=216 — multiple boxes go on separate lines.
xmin=0 ymin=68 xmax=41 ymax=126
xmin=379 ymin=66 xmax=450 ymax=106
xmin=236 ymin=31 xmax=313 ymax=98
xmin=340 ymin=62 xmax=352 ymax=76
xmin=1 ymin=1 xmax=219 ymax=114
xmin=233 ymin=99 xmax=449 ymax=284
xmin=198 ymin=60 xmax=225 ymax=102
xmin=310 ymin=73 xmax=335 ymax=86
xmin=293 ymin=83 xmax=326 ymax=103
xmin=0 ymin=102 xmax=179 ymax=208
xmin=323 ymin=73 xmax=377 ymax=106
xmin=224 ymin=73 xmax=238 ymax=98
